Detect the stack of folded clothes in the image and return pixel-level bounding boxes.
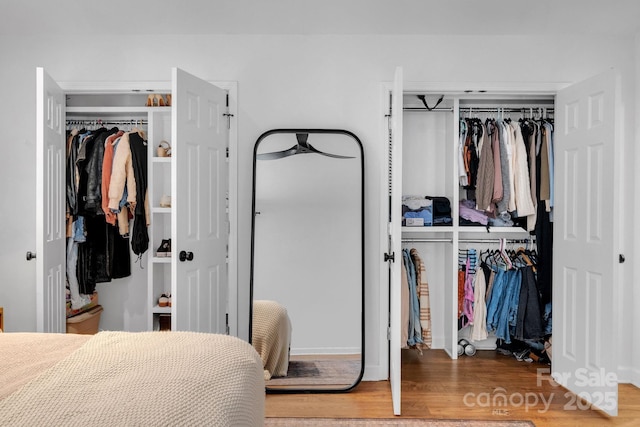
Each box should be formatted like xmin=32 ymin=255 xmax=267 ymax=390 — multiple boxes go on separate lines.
xmin=402 ymin=196 xmax=433 ymax=226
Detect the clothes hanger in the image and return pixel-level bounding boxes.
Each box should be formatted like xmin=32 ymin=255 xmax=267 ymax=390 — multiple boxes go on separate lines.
xmin=256 ymin=133 xmax=354 ymax=160
xmin=417 ymin=94 xmax=444 ymax=111
xmin=498 ymin=238 xmax=513 ymax=269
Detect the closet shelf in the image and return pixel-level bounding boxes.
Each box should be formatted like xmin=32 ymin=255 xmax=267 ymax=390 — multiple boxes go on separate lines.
xmin=151 ymin=207 xmax=171 ymax=214
xmin=153 ymin=157 xmax=171 ymax=163
xmin=67 ymin=106 xmax=169 ymax=114
xmin=458 ymin=226 xmax=529 ymax=234
xmin=401 ymin=226 xmax=529 ymax=234
xmin=401 ymin=227 xmax=453 ymax=234
xmin=152 ymin=305 xmax=172 ymax=314
xmin=151 ymin=256 xmax=171 ymax=263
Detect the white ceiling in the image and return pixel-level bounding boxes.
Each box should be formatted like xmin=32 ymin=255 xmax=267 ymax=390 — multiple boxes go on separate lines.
xmin=1 ymin=0 xmax=639 ymax=37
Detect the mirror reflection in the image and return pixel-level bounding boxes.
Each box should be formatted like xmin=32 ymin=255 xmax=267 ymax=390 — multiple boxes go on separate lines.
xmin=250 ymin=129 xmax=364 ymax=392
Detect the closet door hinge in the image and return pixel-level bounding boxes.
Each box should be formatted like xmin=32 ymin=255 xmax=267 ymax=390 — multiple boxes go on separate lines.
xmin=223 ymin=112 xmax=234 ymax=129
xmin=384 ymin=252 xmax=395 ymax=262
xmin=225 ymin=313 xmax=230 ymax=335
xmin=387 ymin=325 xmax=391 ymax=341
xmin=224 ymin=93 xmax=234 ymax=130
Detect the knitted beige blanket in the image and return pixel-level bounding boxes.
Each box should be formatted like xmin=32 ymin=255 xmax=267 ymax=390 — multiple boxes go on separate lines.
xmin=0 ymin=332 xmax=90 ymax=400
xmin=0 ymin=331 xmax=265 ymax=427
xmin=252 ymin=300 xmax=292 ymax=380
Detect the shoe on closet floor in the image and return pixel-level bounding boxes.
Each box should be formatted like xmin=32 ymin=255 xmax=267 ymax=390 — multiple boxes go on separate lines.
xmin=156 ymin=239 xmax=171 ymax=257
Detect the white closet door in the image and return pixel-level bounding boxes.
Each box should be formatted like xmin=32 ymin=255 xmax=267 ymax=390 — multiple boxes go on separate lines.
xmin=389 ymin=66 xmax=404 ymax=416
xmin=553 ymin=69 xmax=619 ymax=416
xmin=171 ymin=68 xmax=229 ymax=333
xmin=36 ymin=67 xmax=66 ymax=333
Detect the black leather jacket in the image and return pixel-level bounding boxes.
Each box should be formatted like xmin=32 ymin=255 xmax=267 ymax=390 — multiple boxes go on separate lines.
xmin=77 ymin=128 xmax=118 ymax=216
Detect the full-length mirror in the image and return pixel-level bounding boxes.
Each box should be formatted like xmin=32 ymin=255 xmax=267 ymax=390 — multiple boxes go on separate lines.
xmin=250 ymin=129 xmax=364 ymax=392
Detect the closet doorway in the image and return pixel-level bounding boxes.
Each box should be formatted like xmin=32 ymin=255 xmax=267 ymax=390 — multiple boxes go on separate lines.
xmin=34 ymin=68 xmax=239 ymax=336
xmin=382 ymin=67 xmax=621 ymax=416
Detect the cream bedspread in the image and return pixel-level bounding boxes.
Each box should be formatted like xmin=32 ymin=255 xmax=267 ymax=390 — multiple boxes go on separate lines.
xmin=0 ymin=331 xmax=265 ymax=427
xmin=0 ymin=332 xmax=90 ymax=400
xmin=252 ymin=300 xmax=292 ymax=380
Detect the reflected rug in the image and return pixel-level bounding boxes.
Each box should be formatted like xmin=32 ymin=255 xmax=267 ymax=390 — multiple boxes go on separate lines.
xmin=284 ymin=360 xmax=321 ymax=377
xmin=264 ymin=419 xmax=535 ymax=427
xmin=266 ymin=359 xmax=361 ymax=387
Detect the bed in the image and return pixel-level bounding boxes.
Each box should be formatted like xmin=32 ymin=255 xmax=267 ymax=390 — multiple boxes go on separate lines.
xmin=252 ymin=300 xmax=292 ymax=380
xmin=0 ymin=331 xmax=265 ymax=426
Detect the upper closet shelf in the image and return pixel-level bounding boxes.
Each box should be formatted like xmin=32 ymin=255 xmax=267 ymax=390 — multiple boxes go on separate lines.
xmin=402 ymin=225 xmax=529 ymax=235
xmin=66 ymin=106 xmax=170 ymax=114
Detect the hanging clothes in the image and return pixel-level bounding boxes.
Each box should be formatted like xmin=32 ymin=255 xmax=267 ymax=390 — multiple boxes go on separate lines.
xmin=466 ymin=244 xmax=546 ymax=345
xmin=460 ymin=112 xmax=553 ymax=230
xmin=511 ymin=123 xmax=535 ymax=217
xmin=400 ymin=247 xmax=433 ymax=351
xmin=458 ymin=249 xmax=476 ymax=329
xmin=402 ymin=249 xmax=423 ymax=347
xmin=108 ymin=131 xmax=138 ymax=222
xmin=475 ymin=121 xmax=494 ymax=212
xmin=65 ymin=123 xmax=144 ymax=297
xmin=535 ymin=120 xmax=554 ymax=305
xmin=514 ymin=265 xmax=544 ymax=341
xmin=520 ymin=119 xmax=539 ymax=231
xmin=410 ymin=248 xmax=432 ymax=349
xmin=458 ymin=119 xmax=469 ymax=187
xmin=102 ymin=130 xmax=124 ymax=226
xmin=400 ymin=261 xmax=410 ymax=349
xmin=469 ymin=265 xmax=488 ymax=341
xmin=128 ymin=130 xmax=149 ymax=257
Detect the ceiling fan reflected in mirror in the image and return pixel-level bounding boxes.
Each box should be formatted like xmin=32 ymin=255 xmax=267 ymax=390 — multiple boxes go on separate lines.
xmin=256 ymin=132 xmax=355 ymax=160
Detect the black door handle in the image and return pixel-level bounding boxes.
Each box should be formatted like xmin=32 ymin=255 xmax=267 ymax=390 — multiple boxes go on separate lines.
xmin=179 ymin=251 xmax=194 ymax=262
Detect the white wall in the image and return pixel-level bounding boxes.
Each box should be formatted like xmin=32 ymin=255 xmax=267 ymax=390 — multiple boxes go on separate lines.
xmin=0 ymin=33 xmax=636 ymax=381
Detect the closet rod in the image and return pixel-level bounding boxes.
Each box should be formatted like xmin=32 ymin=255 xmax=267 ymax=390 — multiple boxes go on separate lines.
xmin=459 ymin=238 xmax=535 ymax=244
xmin=403 ymin=107 xmax=554 ymax=114
xmin=402 ymin=237 xmax=535 ymax=244
xmin=402 ymin=237 xmax=453 ymax=243
xmin=66 ymin=120 xmax=148 ymax=125
xmin=404 ymin=107 xmax=453 ymax=112
xmin=459 ymin=107 xmax=554 ymax=113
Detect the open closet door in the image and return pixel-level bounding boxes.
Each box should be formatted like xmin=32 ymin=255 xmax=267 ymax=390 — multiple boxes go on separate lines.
xmin=35 ymin=67 xmax=66 ymax=333
xmin=171 ymin=68 xmax=229 ymax=333
xmin=388 ymin=66 xmax=404 ymax=416
xmin=553 ymin=69 xmax=620 ymax=416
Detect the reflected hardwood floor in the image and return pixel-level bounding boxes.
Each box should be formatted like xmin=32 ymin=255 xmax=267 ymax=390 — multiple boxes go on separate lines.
xmin=265 ymin=349 xmax=640 ymax=426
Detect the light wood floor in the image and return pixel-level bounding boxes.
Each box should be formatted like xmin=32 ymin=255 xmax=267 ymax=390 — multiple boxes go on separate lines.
xmin=265 ymin=349 xmax=640 ymax=426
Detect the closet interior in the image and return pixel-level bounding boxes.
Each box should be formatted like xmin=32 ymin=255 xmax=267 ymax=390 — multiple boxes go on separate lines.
xmin=65 ymin=93 xmax=173 ymax=332
xmin=42 ymin=67 xmax=236 ymax=336
xmin=398 ymin=93 xmax=555 ymax=365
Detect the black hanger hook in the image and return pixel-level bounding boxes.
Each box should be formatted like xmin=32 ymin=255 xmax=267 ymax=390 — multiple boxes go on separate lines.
xmin=417 ymin=94 xmax=444 ymax=111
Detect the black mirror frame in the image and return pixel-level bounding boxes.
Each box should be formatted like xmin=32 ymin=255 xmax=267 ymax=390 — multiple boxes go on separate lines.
xmin=249 ymin=128 xmax=365 ymax=393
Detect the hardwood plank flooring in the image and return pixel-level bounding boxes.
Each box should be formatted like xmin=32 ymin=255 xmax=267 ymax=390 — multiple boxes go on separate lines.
xmin=265 ymin=349 xmax=640 ymax=426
